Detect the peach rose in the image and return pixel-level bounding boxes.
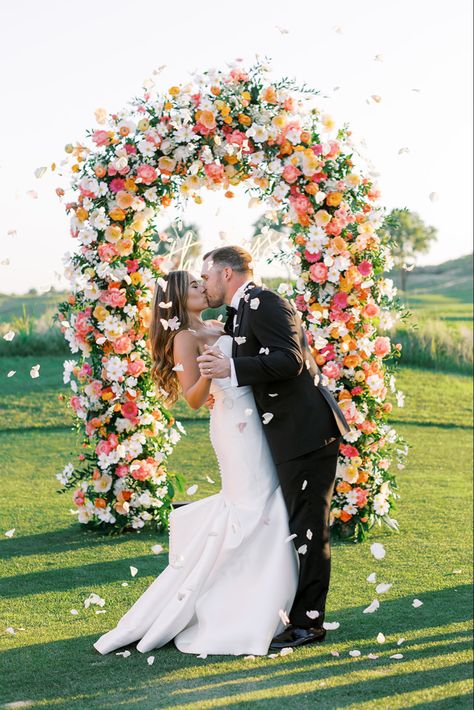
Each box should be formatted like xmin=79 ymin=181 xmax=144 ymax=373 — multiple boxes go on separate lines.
xmin=136 ymin=164 xmax=158 ymax=185
xmin=128 ymin=358 xmax=147 ymax=377
xmin=282 ymin=164 xmax=302 ymax=184
xmin=362 ymin=303 xmax=380 ymax=318
xmin=309 ymin=262 xmax=328 ymax=284
xmin=113 ymin=335 xmax=133 ymax=354
xmin=374 ymin=336 xmax=391 ymax=358
xmin=121 ymin=401 xmax=139 ymax=421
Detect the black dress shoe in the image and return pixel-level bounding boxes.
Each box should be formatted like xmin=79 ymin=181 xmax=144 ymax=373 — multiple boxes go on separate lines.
xmin=270 ymin=624 xmax=326 ymax=649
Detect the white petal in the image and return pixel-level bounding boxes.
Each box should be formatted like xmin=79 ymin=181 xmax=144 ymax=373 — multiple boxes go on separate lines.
xmin=70 ymin=609 xmax=79 ymax=615
xmin=121 ymin=582 xmax=128 ymax=587
xmin=397 ymin=638 xmax=406 ymax=646
xmin=4 ymin=528 xmax=15 ymax=538
xmin=7 ymin=370 xmax=16 ymax=377
xmin=297 ymin=544 xmax=308 ymax=555
xmin=375 ymin=583 xmax=392 ymax=594
xmin=205 ymin=476 xmax=215 ymax=484
xmin=349 ymin=650 xmax=361 ymax=657
xmin=197 ymin=652 xmax=208 ymax=659
xmin=301 ymin=480 xmax=308 ymax=491
xmin=366 ymin=572 xmax=377 ymax=583
xmin=3 ymin=330 xmax=15 ymax=341
xmin=306 ymin=610 xmax=319 ymax=620
xmin=429 ymin=192 xmax=439 ymax=202
xmin=147 ymin=656 xmax=155 ymax=665
xmin=151 ymin=544 xmax=163 ymax=554
xmin=172 ymin=363 xmax=184 ymax=372
xmin=330 ymin=650 xmax=340 ymax=657
xmin=412 ymin=598 xmax=423 ymax=608
xmin=35 ymin=166 xmax=47 ymax=178
xmin=280 ymin=647 xmax=294 ymax=656
xmin=250 ymin=298 xmax=260 ymax=310
xmin=363 ymin=599 xmax=380 ymax=614
xmin=130 ymin=566 xmax=138 ymax=577
xmin=285 ymin=533 xmax=297 ymax=543
xmin=376 ymin=632 xmax=386 ymax=644
xmin=267 ymin=653 xmax=278 ymax=658
xmin=116 ymin=650 xmax=131 ymax=657
xmin=306 ymin=529 xmax=313 ymax=540
xmin=279 ymin=609 xmax=290 ymax=625
xmin=367 ymin=653 xmax=379 ymax=659
xmin=370 ymin=543 xmax=386 ymax=560
xmin=262 ymin=413 xmax=273 ymax=425
xmin=234 ymin=336 xmax=247 ymax=345
xmin=244 ymin=655 xmax=256 ymax=660
xmin=244 ymin=408 xmax=253 ymax=417
xmin=6 ymin=627 xmax=16 ymax=634
xmin=390 ymin=653 xmax=403 ymax=659
xmin=186 ymin=484 xmax=198 ymax=495
xmin=323 ymin=621 xmax=340 ymax=631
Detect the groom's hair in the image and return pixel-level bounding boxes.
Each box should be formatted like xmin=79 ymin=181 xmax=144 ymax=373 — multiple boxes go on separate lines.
xmin=203 ymin=245 xmax=253 ymax=273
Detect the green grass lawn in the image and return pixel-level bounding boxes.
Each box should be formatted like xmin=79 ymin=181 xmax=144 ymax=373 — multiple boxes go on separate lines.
xmin=0 ymin=356 xmax=472 ymax=709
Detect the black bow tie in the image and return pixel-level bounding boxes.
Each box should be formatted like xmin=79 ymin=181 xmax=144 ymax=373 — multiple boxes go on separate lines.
xmin=224 ymin=305 xmax=237 ymax=334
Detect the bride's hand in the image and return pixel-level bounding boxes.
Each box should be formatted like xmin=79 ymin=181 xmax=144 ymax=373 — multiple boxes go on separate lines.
xmin=202 ymin=343 xmax=225 ymax=358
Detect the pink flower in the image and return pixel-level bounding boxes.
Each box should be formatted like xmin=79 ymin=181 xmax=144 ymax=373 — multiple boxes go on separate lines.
xmin=295 ymin=295 xmax=308 ymax=313
xmin=109 ymin=178 xmax=126 ymax=193
xmin=354 ymin=487 xmax=369 ymax=507
xmin=304 ymin=250 xmax=321 ymax=263
xmin=73 ymin=489 xmax=85 ymax=506
xmin=100 ymin=288 xmax=127 ymax=308
xmin=282 ymin=164 xmax=302 ymax=184
xmin=309 ymin=262 xmax=328 ymax=284
xmin=332 ymin=292 xmax=348 ymax=309
xmin=98 ymin=243 xmax=118 ymax=262
xmin=362 ymin=303 xmax=380 ymax=318
xmin=96 ymin=439 xmax=113 ymax=456
xmin=204 ymin=163 xmax=225 ymax=182
xmin=92 ymin=130 xmax=110 ymax=146
xmin=136 ymin=164 xmax=158 ymax=185
xmin=322 ymin=362 xmax=341 ymax=379
xmin=113 ymin=335 xmax=133 ymax=355
xmin=226 ymin=130 xmax=247 ymax=146
xmin=128 ymin=358 xmax=147 ymax=377
xmin=340 ymin=444 xmax=360 ymax=458
xmin=75 ymin=312 xmax=93 ymax=337
xmin=115 ymin=464 xmax=129 ymax=478
xmin=357 ymin=260 xmax=373 ymax=277
xmin=374 ymin=336 xmax=391 ymax=358
xmin=130 ymin=457 xmax=157 ymax=481
xmin=351 ymin=386 xmax=364 ymax=396
xmin=121 ymin=401 xmax=139 ymax=421
xmin=290 ymin=193 xmax=312 ymax=214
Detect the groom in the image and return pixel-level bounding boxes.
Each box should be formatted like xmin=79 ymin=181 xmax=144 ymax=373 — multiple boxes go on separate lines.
xmin=197 ymin=245 xmax=350 ymax=649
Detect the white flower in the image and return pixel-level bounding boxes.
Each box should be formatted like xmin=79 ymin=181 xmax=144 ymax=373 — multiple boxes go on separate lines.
xmin=93 ymin=473 xmax=113 ymax=493
xmin=56 ymin=463 xmax=74 ymax=485
xmin=105 ymin=356 xmax=128 ymax=382
xmin=373 ymin=494 xmax=390 ymax=516
xmin=137 ymin=139 xmax=156 ymax=157
xmin=63 ymin=359 xmax=77 ymax=384
xmin=343 ymin=503 xmax=357 ymax=515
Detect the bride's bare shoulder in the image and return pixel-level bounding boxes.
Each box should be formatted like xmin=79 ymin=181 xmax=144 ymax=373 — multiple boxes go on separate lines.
xmin=173 ymin=328 xmax=199 ymax=353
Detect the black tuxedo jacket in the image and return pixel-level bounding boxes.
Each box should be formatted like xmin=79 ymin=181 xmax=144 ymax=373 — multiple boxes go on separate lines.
xmin=230 ymin=282 xmax=350 ymax=465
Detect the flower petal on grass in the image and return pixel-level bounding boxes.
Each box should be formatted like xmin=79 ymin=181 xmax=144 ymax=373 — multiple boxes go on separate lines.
xmin=323 ymin=622 xmax=340 ymax=631
xmin=375 ymin=583 xmax=392 ymax=594
xmin=151 ymin=544 xmax=163 ymax=554
xmin=370 ymin=543 xmax=386 ymax=560
xmin=186 ymin=484 xmax=198 ymax=495
xmin=280 ymin=647 xmax=294 ymax=656
xmin=412 ymin=598 xmax=423 ymax=608
xmin=306 ymin=610 xmax=319 ymax=620
xmin=4 ymin=529 xmax=15 ymax=538
xmin=363 ymin=599 xmax=380 ymax=614
xmin=130 ymin=566 xmax=138 ymax=577
xmin=349 ymin=650 xmax=361 ymax=657
xmin=147 ymin=656 xmax=155 ymax=665
xmin=390 ymin=653 xmax=404 ymax=659
xmin=376 ymin=632 xmax=386 ymax=643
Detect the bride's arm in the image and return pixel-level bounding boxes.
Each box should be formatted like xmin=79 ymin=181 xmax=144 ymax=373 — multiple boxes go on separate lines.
xmin=173 ymin=330 xmax=212 ymax=410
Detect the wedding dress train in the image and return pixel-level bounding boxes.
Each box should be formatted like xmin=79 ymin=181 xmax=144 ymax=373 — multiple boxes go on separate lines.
xmin=93 ymin=334 xmax=298 ymax=656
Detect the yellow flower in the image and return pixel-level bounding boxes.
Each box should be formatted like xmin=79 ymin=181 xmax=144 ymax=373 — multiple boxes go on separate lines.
xmin=93 ymin=305 xmax=109 ymax=322
xmin=169 ymin=86 xmax=180 ymax=96
xmin=130 ymin=272 xmax=141 ymax=285
xmin=322 ymin=114 xmax=335 ymax=131
xmin=346 ymin=173 xmax=361 ymax=187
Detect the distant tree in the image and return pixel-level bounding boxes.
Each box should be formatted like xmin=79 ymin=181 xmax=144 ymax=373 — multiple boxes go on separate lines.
xmin=152 ymin=221 xmax=202 ymax=270
xmin=27 ymin=287 xmax=38 ymax=295
xmin=383 ymin=208 xmax=437 ymax=291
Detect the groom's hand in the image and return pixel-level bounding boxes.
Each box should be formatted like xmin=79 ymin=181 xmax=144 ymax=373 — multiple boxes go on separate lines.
xmin=197 ymin=345 xmax=231 ymax=379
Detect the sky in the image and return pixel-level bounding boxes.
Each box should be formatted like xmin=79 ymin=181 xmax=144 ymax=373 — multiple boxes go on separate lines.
xmin=0 ymin=0 xmax=472 ymax=294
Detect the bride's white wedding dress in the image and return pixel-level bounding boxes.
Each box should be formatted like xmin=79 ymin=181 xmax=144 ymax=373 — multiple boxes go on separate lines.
xmin=93 ymin=334 xmax=298 ymax=657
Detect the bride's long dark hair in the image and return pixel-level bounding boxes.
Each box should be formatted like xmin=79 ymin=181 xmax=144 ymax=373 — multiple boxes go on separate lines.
xmin=149 ymin=270 xmax=192 ymax=405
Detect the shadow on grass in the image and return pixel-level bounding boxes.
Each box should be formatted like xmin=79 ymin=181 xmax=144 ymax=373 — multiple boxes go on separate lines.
xmin=0 ymin=587 xmax=472 ymax=709
xmin=0 ymin=526 xmax=166 ymax=561
xmin=388 ymin=419 xmax=473 ymax=431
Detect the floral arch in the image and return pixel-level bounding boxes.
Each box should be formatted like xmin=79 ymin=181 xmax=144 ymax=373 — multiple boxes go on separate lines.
xmin=55 ymin=59 xmax=407 ymax=541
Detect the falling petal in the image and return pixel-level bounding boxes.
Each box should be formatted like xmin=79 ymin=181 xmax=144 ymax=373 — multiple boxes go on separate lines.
xmin=3 ymin=331 xmax=15 ymax=342
xmin=130 ymin=566 xmax=138 ymax=577
xmin=285 ymin=533 xmax=297 ymax=543
xmin=269 ymin=393 xmax=278 ymax=398
xmin=375 ymin=583 xmax=392 ymax=594
xmin=4 ymin=528 xmax=15 ymax=538
xmin=116 ymin=650 xmax=131 ymax=657
xmin=323 ymin=621 xmax=340 ymax=631
xmin=153 ymin=65 xmax=167 ymax=75
xmin=259 ymin=347 xmax=270 ymax=355
xmin=121 ymin=583 xmax=128 ymax=587
xmin=159 ymin=301 xmax=172 ymax=308
xmin=172 ymin=363 xmax=184 ymax=372
xmin=250 ymin=298 xmax=260 ymax=310
xmin=7 ymin=229 xmax=17 ymax=237
xmin=234 ymin=336 xmax=247 ymax=345
xmin=398 ymin=147 xmax=410 ymax=154
xmin=429 ymin=192 xmax=439 ymax=202
xmin=411 ymin=88 xmax=421 ymax=92
xmin=333 ymin=25 xmax=343 ymax=34
xmin=34 ymin=166 xmax=47 ymax=178
xmin=146 ymin=655 xmax=155 ymax=665
xmin=262 ymin=413 xmax=274 ymax=425
xmin=267 ymin=653 xmax=278 ymax=658
xmin=26 ymin=190 xmax=38 ymax=199
xmin=376 ymin=632 xmax=386 ymax=644
xmin=301 ymin=480 xmax=308 ymax=491
xmin=297 ymin=544 xmax=308 ymax=555
xmin=7 ymin=371 xmax=16 ymax=377
xmin=370 ymin=95 xmax=382 ymax=104
xmin=349 ymin=650 xmax=361 ymax=657
xmin=363 ymin=599 xmax=380 ymax=614
xmin=279 ymin=609 xmax=290 ymax=625
xmin=70 ymin=609 xmax=78 ymax=615
xmin=30 ymin=364 xmax=40 ymax=379
xmin=370 ymin=542 xmax=386 ymax=560
xmin=244 ymin=408 xmax=253 ymax=417
xmin=237 ymin=422 xmax=247 ymax=433
xmin=374 ymin=54 xmax=384 ymax=62
xmin=151 ymin=544 xmax=163 ymax=554
xmin=367 ymin=572 xmax=377 ymax=583
xmin=186 ymin=484 xmax=198 ymax=496
xmin=390 ymin=653 xmax=404 ymax=659
xmin=306 ymin=529 xmax=313 ymax=540
xmin=412 ymin=598 xmax=423 ymax=608
xmin=306 ymin=610 xmax=319 ymax=620
xmin=275 ymin=25 xmax=290 ymax=34
xmin=403 ymin=263 xmax=416 ymax=271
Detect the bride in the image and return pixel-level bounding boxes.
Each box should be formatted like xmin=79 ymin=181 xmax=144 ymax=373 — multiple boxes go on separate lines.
xmin=93 ymin=270 xmax=298 ymax=657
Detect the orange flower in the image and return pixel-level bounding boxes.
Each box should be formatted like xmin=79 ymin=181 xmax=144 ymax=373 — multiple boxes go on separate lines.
xmin=336 ymin=481 xmax=352 ymax=494
xmin=344 ymin=354 xmax=361 ymax=368
xmin=109 ymin=207 xmax=126 ymax=221
xmin=116 ymin=191 xmax=134 ymax=209
xmin=326 ymin=191 xmax=343 ymax=207
xmin=237 ymin=113 xmax=252 ymax=126
xmin=261 ymin=86 xmax=277 ymax=103
xmin=94 ymin=497 xmax=107 ymax=508
xmin=340 ymin=510 xmax=352 ymax=523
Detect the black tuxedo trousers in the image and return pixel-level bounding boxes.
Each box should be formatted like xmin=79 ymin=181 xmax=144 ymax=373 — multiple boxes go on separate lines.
xmin=276 ymin=437 xmax=341 ymax=627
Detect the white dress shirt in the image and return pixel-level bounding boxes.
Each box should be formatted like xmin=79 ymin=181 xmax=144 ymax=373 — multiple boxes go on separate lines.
xmin=228 ymin=279 xmax=253 ymax=387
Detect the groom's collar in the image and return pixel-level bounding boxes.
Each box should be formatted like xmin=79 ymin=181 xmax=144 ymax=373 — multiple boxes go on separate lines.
xmin=230 ymin=279 xmax=255 ymax=310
